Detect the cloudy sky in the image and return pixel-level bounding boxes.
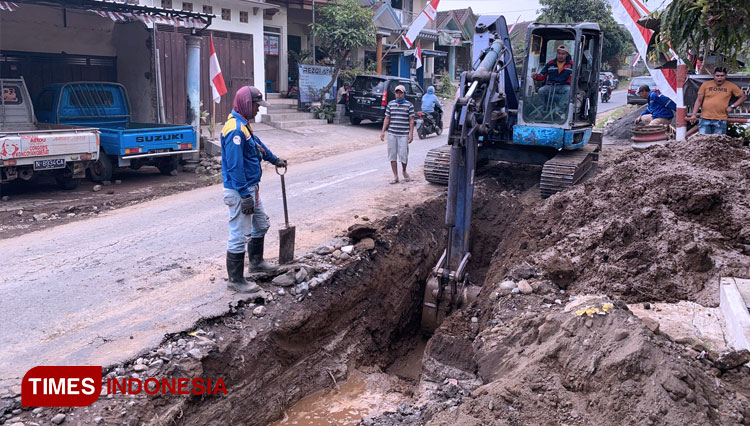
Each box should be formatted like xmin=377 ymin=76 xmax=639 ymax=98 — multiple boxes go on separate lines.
xmin=437 ymin=0 xmax=543 ymax=23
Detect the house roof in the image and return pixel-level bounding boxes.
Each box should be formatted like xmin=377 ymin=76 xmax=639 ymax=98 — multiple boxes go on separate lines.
xmin=436 ymin=8 xmax=475 ymax=39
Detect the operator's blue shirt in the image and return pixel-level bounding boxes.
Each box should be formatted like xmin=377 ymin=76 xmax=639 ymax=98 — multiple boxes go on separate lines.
xmin=221 ymin=110 xmax=278 ymax=198
xmin=641 ymin=90 xmax=676 ymax=120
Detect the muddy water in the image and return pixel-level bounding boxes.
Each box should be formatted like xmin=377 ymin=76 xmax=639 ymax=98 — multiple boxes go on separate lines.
xmin=271 ymin=340 xmax=427 ymax=426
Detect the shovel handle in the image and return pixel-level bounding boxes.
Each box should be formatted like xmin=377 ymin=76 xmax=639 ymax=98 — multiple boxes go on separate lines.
xmin=277 ymin=166 xmax=290 ymax=227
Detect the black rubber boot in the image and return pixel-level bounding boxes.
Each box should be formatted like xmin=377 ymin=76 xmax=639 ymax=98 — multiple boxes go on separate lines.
xmin=226 ymin=251 xmax=261 ymax=293
xmin=248 ymin=237 xmax=278 ymax=272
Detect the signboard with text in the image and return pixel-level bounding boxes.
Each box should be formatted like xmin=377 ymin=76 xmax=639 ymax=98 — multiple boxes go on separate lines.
xmin=297 ymin=64 xmax=337 ymax=105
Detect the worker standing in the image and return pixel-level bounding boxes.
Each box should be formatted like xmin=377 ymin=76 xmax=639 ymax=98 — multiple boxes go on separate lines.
xmin=221 ymin=86 xmax=287 ymax=293
xmin=380 ymin=84 xmax=415 ymax=184
xmin=634 ymin=85 xmax=676 ymax=126
xmin=688 ymin=67 xmax=747 ymax=134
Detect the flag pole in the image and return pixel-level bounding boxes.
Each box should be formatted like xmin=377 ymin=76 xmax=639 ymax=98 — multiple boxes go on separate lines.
xmin=211 ymin=100 xmax=216 ymax=139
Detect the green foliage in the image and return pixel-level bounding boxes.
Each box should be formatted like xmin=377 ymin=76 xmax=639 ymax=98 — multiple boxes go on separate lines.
xmin=310 ymin=103 xmax=337 ymax=122
xmin=338 ymin=60 xmax=378 ymax=86
xmin=654 ymin=0 xmax=750 ymax=69
xmin=727 ymin=122 xmax=750 ymax=145
xmin=436 ymin=73 xmax=457 ymax=99
xmin=310 ymin=0 xmax=376 ymax=93
xmin=289 ymin=50 xmax=314 ymax=85
xmin=538 ymin=0 xmax=634 ymax=70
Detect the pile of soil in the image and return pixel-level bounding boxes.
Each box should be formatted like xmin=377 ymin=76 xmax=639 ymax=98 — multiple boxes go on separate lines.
xmin=420 ymin=296 xmax=750 ymax=426
xmin=488 ymin=134 xmax=750 ymax=305
xmin=370 ymin=134 xmax=750 ymax=425
xmin=603 ymin=104 xmax=646 ymax=141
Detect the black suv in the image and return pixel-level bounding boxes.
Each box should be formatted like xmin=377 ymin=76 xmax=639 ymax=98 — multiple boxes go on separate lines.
xmin=347 ymin=75 xmax=423 ymax=125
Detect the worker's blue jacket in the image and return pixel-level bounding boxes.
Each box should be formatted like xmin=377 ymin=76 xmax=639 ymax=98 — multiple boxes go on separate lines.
xmin=221 ymin=110 xmax=278 ymax=198
xmin=641 ymin=90 xmax=677 ymax=120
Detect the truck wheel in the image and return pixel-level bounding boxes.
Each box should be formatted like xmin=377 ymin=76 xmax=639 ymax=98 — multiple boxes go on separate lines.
xmin=157 ymin=156 xmax=179 ymax=175
xmin=55 ymin=175 xmax=81 ymax=190
xmin=349 ymin=116 xmax=362 ymax=125
xmin=89 ymin=153 xmax=113 ymax=182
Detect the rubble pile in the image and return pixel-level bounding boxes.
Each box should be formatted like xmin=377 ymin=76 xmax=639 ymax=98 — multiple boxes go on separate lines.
xmin=488 ymin=134 xmax=750 ymax=305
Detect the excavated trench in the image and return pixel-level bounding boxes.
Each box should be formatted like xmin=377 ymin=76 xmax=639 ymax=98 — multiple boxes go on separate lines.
xmin=12 ymin=168 xmax=536 ymax=426
xmin=167 ymin=171 xmax=534 ymax=426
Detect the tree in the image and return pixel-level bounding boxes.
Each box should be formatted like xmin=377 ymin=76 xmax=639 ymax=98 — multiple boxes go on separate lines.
xmin=654 ymin=0 xmax=750 ymax=70
xmin=310 ymin=0 xmax=376 ymax=96
xmin=538 ymin=0 xmax=634 ymax=70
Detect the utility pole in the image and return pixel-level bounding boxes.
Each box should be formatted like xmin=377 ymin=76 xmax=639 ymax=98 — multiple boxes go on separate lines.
xmin=312 ymin=0 xmax=316 ymax=63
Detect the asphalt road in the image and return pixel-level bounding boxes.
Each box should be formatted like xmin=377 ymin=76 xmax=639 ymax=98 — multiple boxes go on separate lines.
xmin=597 ymin=88 xmax=627 ymax=113
xmin=0 ymin=124 xmax=448 ymax=390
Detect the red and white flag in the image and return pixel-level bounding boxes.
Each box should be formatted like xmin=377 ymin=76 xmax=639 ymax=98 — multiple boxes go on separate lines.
xmin=209 ymin=34 xmax=228 ymax=103
xmin=403 ymin=0 xmax=439 ymax=49
xmin=631 ymin=52 xmax=641 ymax=67
xmin=415 ymin=42 xmax=423 ymax=69
xmin=608 ymin=0 xmax=680 ymax=100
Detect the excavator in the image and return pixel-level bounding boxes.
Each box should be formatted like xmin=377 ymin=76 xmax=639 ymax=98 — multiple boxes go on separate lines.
xmin=421 ymin=16 xmax=604 ymax=331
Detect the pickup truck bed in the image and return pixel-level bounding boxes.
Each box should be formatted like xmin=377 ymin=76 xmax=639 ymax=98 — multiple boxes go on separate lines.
xmin=1 ymin=78 xmax=99 ymax=192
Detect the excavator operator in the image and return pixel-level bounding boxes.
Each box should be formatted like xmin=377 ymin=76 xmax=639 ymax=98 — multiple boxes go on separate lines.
xmin=531 ymin=45 xmax=573 ymax=112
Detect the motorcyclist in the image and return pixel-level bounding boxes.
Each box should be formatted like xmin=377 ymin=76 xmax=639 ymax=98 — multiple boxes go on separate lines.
xmin=601 ymin=75 xmax=613 ymax=101
xmin=421 ymin=86 xmax=442 ymax=127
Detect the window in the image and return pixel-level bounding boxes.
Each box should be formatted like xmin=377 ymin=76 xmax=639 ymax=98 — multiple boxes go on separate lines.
xmin=203 ymin=5 xmax=212 ymax=14
xmin=69 ymin=90 xmax=115 ymax=108
xmin=161 ymin=0 xmax=172 ymax=9
xmin=240 ymin=11 xmax=248 ymax=23
xmin=391 ymin=0 xmax=402 ymax=9
xmin=2 ymin=86 xmax=23 ymax=105
xmin=222 ymin=8 xmax=231 ymax=20
xmin=353 ymin=77 xmax=386 ymax=93
xmin=182 ymin=2 xmax=193 ymax=12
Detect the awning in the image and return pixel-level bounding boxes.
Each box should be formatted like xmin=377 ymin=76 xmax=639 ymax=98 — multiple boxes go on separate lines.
xmin=12 ymin=0 xmax=213 ymax=28
xmin=0 ymin=1 xmax=19 ymax=11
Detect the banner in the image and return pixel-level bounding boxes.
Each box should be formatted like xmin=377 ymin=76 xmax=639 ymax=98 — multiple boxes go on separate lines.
xmin=297 ymin=64 xmax=337 ymax=104
xmin=438 ymin=31 xmax=462 ymax=46
xmin=607 ymin=0 xmax=679 ymax=100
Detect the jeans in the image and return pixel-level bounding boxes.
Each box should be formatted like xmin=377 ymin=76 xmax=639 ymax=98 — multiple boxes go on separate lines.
xmin=539 ymin=84 xmax=570 ymax=108
xmin=698 ymin=118 xmax=727 ymax=135
xmin=223 ymin=186 xmax=270 ymax=254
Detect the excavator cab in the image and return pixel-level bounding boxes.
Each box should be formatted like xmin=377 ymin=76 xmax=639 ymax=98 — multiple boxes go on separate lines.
xmin=516 ymin=23 xmax=603 ymax=148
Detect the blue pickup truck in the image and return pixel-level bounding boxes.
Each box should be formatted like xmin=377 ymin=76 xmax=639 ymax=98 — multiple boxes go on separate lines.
xmin=35 ymin=82 xmax=197 ymax=181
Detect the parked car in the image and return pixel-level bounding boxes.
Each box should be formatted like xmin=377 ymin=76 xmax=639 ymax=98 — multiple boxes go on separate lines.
xmin=36 ymin=82 xmax=197 ymax=182
xmin=347 ymin=75 xmax=423 ymax=125
xmin=1 ymin=77 xmax=99 ymax=196
xmin=598 ymin=71 xmax=619 ymax=89
xmin=627 ymin=76 xmax=656 ymax=104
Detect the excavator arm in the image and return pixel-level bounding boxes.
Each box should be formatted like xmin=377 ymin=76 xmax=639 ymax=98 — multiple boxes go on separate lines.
xmin=421 ymin=31 xmax=514 ymax=332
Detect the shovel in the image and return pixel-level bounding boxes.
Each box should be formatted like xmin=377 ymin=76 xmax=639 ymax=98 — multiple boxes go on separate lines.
xmin=276 ymin=165 xmax=295 ymax=264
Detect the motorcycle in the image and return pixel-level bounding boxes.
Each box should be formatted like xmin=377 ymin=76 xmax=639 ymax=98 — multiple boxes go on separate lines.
xmin=417 ymin=105 xmax=443 ymax=139
xmin=600 ymin=85 xmax=612 ymax=103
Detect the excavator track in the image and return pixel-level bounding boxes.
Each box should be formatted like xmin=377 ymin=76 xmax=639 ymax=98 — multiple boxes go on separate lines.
xmin=424 ymin=145 xmax=452 ymax=185
xmin=539 ymin=143 xmax=600 ymax=198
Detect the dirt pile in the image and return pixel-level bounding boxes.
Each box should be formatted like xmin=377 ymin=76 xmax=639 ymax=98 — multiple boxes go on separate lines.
xmin=421 ymin=296 xmax=750 ymax=426
xmin=487 ymin=134 xmax=750 ymax=305
xmin=603 ymin=104 xmax=646 ymax=140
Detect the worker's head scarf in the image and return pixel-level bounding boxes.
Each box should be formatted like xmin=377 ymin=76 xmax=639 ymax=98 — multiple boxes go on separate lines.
xmin=427 ymin=86 xmax=435 ymax=94
xmin=233 ymin=87 xmax=254 ymax=122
